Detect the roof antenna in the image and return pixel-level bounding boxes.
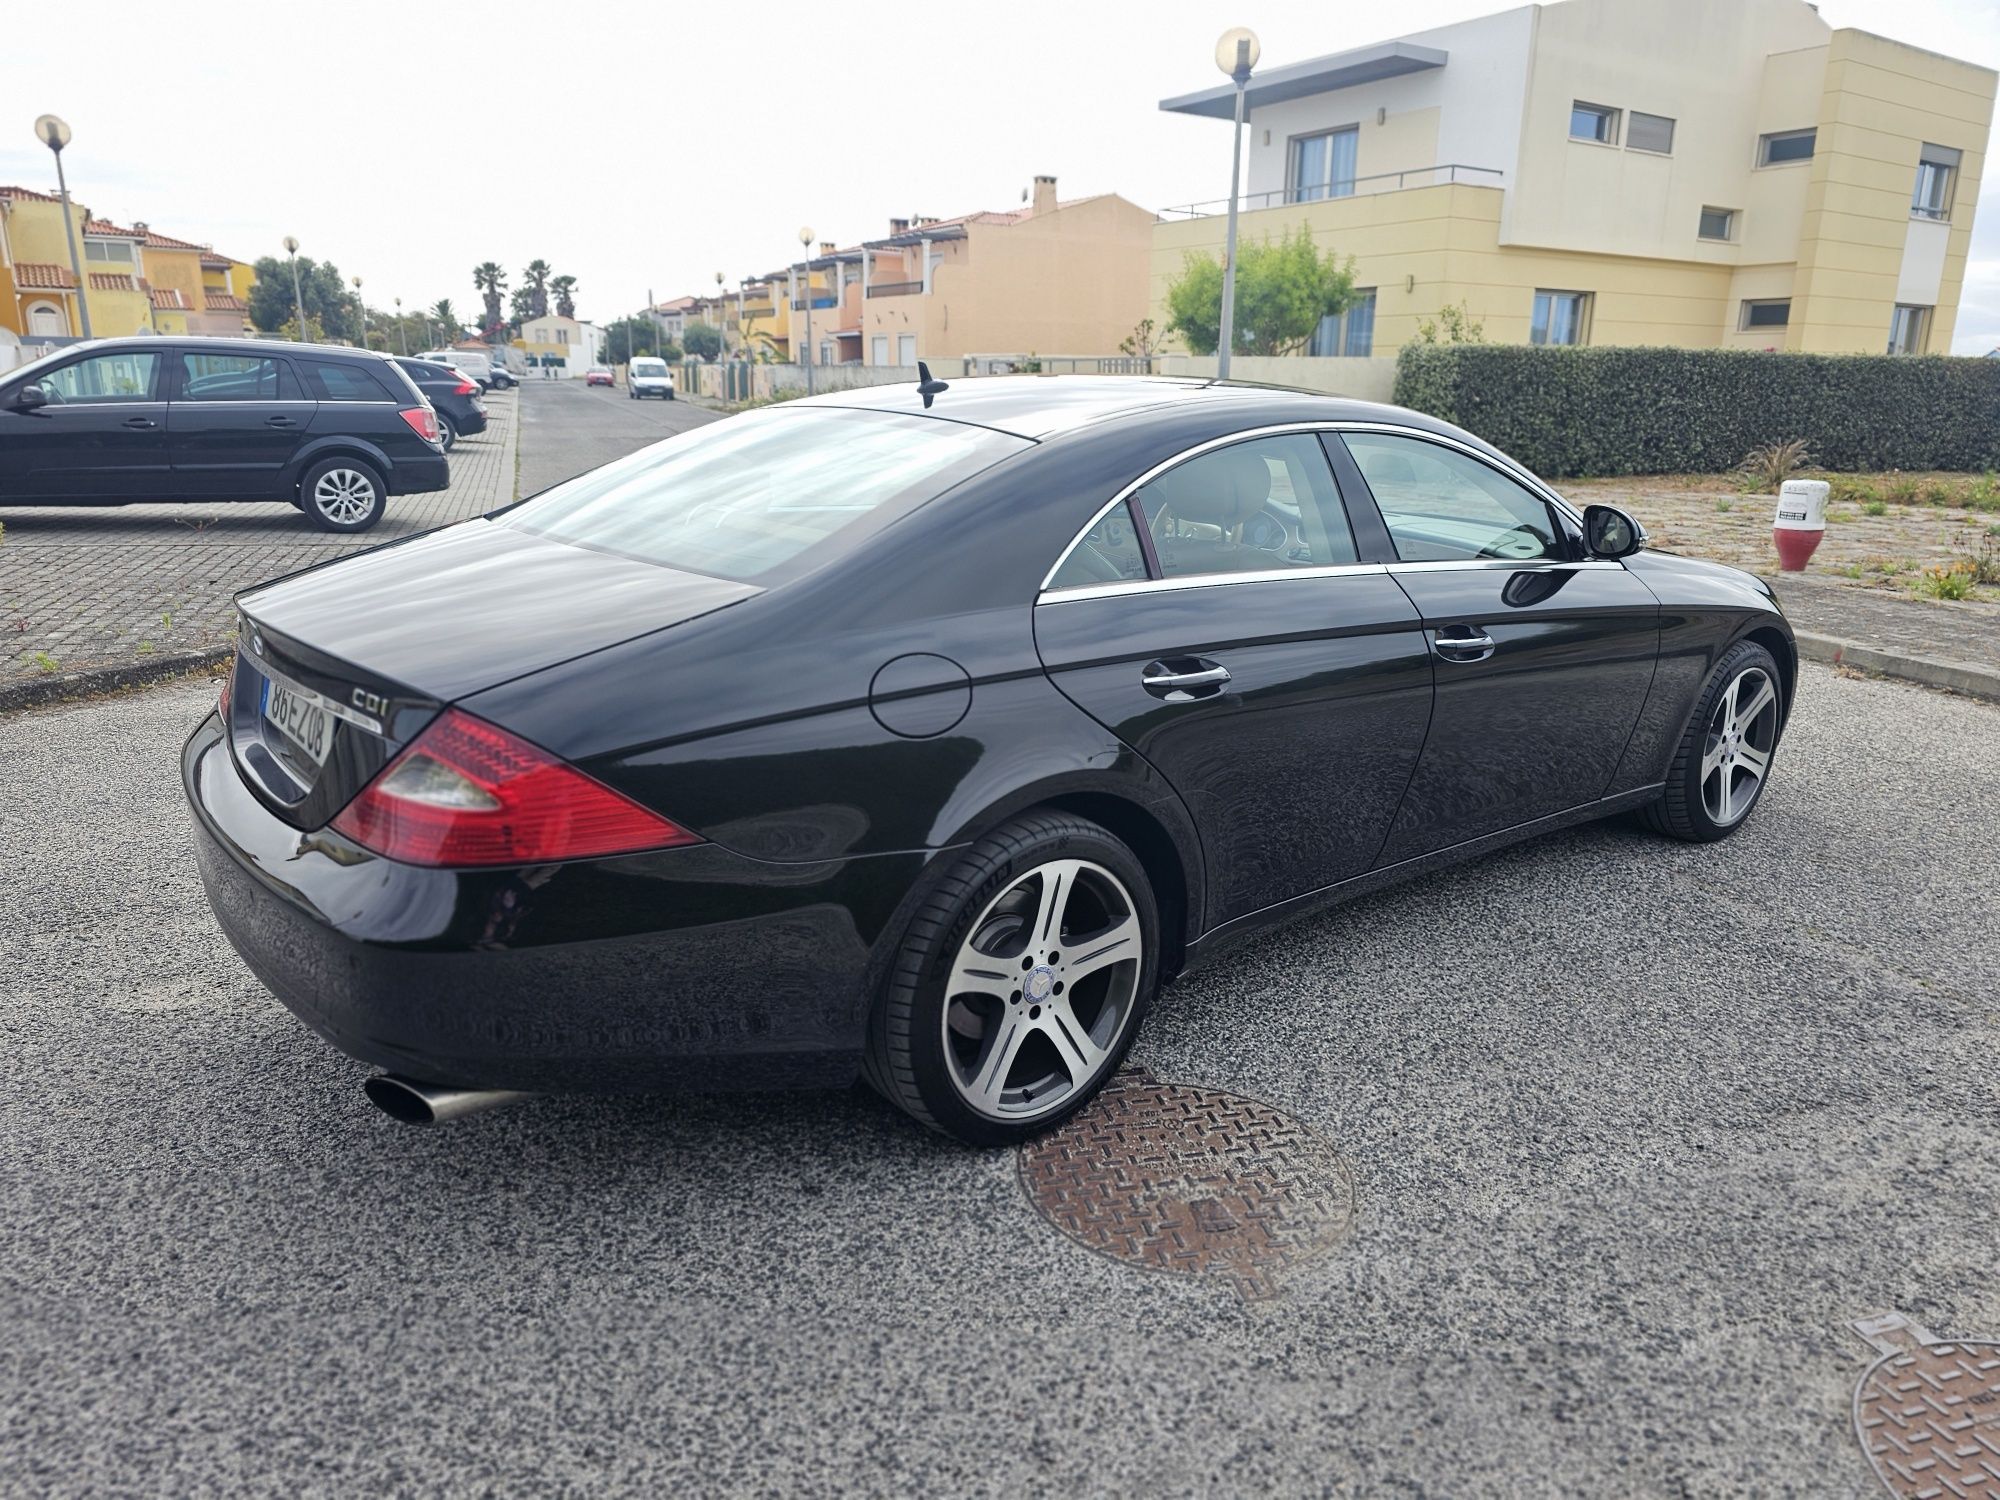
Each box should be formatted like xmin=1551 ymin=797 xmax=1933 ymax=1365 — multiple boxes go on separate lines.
xmin=916 ymin=360 xmax=950 ymax=409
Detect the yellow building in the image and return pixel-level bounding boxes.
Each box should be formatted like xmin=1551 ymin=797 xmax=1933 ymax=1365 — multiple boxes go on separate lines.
xmin=135 ymin=225 xmax=209 ymax=336
xmin=199 ymin=250 xmax=254 ymax=335
xmin=81 ymin=219 xmax=155 ymax=336
xmin=519 ymin=314 xmax=603 ymax=377
xmin=1154 ymin=0 xmax=1997 ymax=359
xmin=0 ymin=185 xmax=89 ymax=337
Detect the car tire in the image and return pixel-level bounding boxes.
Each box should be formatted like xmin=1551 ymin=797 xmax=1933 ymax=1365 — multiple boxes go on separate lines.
xmin=437 ymin=415 xmax=457 ymax=452
xmin=1641 ymin=638 xmax=1785 ymax=842
xmin=862 ymin=811 xmax=1158 ymax=1146
xmin=300 ymin=457 xmax=387 ymax=533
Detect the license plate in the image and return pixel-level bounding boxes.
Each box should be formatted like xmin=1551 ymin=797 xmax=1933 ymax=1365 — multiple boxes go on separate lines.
xmin=261 ymin=671 xmax=336 ymax=766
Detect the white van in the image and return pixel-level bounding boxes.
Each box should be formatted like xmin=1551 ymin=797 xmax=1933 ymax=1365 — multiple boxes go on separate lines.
xmin=628 ymin=357 xmax=676 ymax=400
xmin=420 ymin=349 xmax=494 ymax=389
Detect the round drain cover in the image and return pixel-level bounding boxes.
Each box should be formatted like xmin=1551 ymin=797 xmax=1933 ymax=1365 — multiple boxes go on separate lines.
xmin=1855 ymin=1338 xmax=2000 ymax=1497
xmin=1017 ymin=1069 xmax=1355 ymax=1300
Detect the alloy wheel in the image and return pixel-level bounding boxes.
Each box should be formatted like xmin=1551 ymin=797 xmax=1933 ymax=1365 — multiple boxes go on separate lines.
xmin=941 ymin=858 xmax=1143 ymax=1122
xmin=313 ymin=468 xmax=378 ymax=526
xmin=1702 ymin=665 xmax=1779 ymax=826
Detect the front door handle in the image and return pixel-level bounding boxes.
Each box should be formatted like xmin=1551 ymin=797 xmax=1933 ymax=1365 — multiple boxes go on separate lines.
xmin=123 ymin=416 xmax=157 ymax=429
xmin=1433 ymin=627 xmax=1497 ymax=662
xmin=265 ymin=415 xmax=297 ymax=428
xmin=1142 ymin=659 xmax=1231 ymax=701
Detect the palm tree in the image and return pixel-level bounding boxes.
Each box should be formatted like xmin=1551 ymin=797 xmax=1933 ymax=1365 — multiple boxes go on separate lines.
xmin=473 ymin=262 xmax=507 ymax=337
xmin=550 ymin=275 xmax=579 ymax=320
xmin=431 ymin=299 xmax=462 ymax=342
xmin=522 ymin=260 xmax=552 ymax=319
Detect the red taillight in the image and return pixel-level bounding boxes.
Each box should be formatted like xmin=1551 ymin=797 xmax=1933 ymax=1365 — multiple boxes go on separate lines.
xmin=452 ymin=378 xmax=477 ymax=396
xmin=331 ymin=708 xmax=700 ymax=867
xmin=399 ymin=406 xmax=441 ymax=443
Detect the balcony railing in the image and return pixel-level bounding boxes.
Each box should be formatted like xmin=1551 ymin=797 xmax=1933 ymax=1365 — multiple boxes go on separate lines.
xmin=866 ymin=281 xmax=922 ymax=298
xmin=1157 ymin=164 xmax=1504 ymax=220
xmin=791 ymin=296 xmax=840 ymax=311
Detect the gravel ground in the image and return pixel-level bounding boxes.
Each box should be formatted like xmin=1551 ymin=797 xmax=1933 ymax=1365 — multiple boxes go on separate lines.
xmin=2 ymin=660 xmax=1996 ymax=1498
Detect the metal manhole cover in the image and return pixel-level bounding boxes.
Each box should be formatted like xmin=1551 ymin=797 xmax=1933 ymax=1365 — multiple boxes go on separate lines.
xmin=1853 ymin=1312 xmax=2000 ymax=1497
xmin=1017 ymin=1069 xmax=1355 ymax=1300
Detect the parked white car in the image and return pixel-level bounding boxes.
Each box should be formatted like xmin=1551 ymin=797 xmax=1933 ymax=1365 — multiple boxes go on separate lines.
xmin=419 ymin=349 xmax=495 ymax=390
xmin=628 ymin=357 xmax=676 ymax=401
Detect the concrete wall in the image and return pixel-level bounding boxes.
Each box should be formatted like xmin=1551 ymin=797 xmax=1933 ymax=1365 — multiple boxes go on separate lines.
xmin=1156 ymin=354 xmax=1399 ymax=401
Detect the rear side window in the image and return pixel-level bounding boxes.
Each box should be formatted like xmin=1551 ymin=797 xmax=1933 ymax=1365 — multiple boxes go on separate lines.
xmin=1341 ymin=432 xmax=1562 ymax=562
xmin=179 ymin=353 xmax=294 ymax=401
xmin=502 ymin=407 xmax=1029 ymax=582
xmin=303 ymin=359 xmax=397 ymax=402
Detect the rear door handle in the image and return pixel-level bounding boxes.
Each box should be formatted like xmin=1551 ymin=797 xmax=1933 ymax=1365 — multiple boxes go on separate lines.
xmin=1142 ymin=659 xmax=1231 ymax=701
xmin=265 ymin=415 xmax=297 ymax=428
xmin=1433 ymin=627 xmax=1496 ymax=662
xmin=123 ymin=416 xmax=157 ymax=429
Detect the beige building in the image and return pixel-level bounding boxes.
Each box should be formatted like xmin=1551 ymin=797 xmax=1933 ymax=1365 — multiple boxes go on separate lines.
xmin=772 ymin=177 xmax=1154 ymax=368
xmin=1155 ymin=0 xmax=1996 ymax=359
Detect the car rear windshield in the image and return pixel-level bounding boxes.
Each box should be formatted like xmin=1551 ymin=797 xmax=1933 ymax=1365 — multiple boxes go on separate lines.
xmin=500 ymin=406 xmax=1029 ymax=582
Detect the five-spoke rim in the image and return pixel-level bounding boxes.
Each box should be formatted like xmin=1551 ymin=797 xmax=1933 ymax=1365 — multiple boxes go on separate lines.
xmin=1702 ymin=666 xmax=1779 ymax=826
xmin=313 ymin=468 xmax=377 ymax=524
xmin=940 ymin=858 xmax=1143 ymax=1122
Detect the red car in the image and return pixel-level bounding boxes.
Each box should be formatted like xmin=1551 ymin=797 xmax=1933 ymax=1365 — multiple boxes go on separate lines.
xmin=585 ymin=367 xmax=615 ymax=388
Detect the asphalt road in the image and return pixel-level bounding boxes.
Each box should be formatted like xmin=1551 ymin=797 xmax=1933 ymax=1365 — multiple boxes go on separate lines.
xmin=3 ymin=387 xmax=1997 ymax=1497
xmin=515 ymin=377 xmax=717 ymax=495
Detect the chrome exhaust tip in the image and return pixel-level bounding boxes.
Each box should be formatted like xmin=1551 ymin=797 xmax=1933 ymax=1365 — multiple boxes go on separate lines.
xmin=363 ymin=1073 xmax=533 ymax=1126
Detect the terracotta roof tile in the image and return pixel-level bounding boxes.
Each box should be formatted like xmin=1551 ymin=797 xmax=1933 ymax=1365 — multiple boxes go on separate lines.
xmin=204 ymin=291 xmax=245 ymax=312
xmin=84 ymin=218 xmax=145 ymax=239
xmin=88 ymin=272 xmax=139 ymax=292
xmin=14 ymin=261 xmax=77 ymax=289
xmin=143 ymin=228 xmax=208 ymax=252
xmin=199 ymin=252 xmax=237 ymax=269
xmin=0 ymin=185 xmax=64 ymax=204
xmin=149 ymin=287 xmax=188 ymax=310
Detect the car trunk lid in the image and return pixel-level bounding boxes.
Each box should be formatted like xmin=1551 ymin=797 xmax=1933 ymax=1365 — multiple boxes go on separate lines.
xmin=228 ymin=519 xmax=758 ymax=828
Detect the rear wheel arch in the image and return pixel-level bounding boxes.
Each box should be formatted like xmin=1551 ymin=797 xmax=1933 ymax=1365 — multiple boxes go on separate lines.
xmin=1741 ymin=624 xmax=1796 ymax=723
xmin=1036 ymin=791 xmax=1192 ymax=980
xmin=287 ymin=440 xmax=392 ymax=495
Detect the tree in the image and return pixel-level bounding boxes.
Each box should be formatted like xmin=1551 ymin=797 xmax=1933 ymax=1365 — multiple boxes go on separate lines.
xmin=431 ymin=299 xmax=462 ymax=342
xmin=473 ymin=262 xmax=507 ymax=334
xmin=1164 ymin=227 xmax=1358 ymax=357
xmin=509 ymin=287 xmax=536 ymax=328
xmin=682 ymin=320 xmax=722 ymax=362
xmin=1411 ymin=301 xmax=1485 ymax=344
xmin=246 ymin=254 xmax=361 ymax=343
xmin=550 ymin=274 xmax=578 ymax=320
xmin=1119 ymin=318 xmax=1160 ymax=359
xmin=600 ymin=316 xmax=676 ymax=362
xmin=522 ymin=260 xmax=552 ymax=319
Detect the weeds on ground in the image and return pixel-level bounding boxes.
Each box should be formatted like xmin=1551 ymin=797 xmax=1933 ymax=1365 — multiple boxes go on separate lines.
xmin=1714 ymin=498 xmax=1734 ymax=513
xmin=1863 ymin=500 xmax=1888 ymax=516
xmin=1740 ymin=438 xmax=1812 ymax=492
xmin=1916 ymin=564 xmax=1977 ymax=600
xmin=29 ymin=651 xmax=58 ymax=674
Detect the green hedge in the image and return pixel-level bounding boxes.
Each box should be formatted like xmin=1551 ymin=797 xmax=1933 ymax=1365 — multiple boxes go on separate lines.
xmin=1392 ymin=344 xmax=2000 ymax=478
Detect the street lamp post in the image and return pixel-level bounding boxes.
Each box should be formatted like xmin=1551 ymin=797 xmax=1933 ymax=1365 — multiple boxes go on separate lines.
xmin=714 ymin=270 xmax=726 ymax=362
xmin=393 ymin=296 xmax=407 ymax=355
xmin=1212 ymin=27 xmax=1260 ymax=382
xmin=352 ymin=275 xmax=366 ymax=348
xmin=283 ymin=236 xmax=306 ymax=341
xmin=33 ymin=115 xmax=91 ymax=339
xmin=798 ymin=225 xmax=816 ymax=396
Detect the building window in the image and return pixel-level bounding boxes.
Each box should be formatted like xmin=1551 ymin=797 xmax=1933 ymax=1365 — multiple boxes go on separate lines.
xmin=1627 ymin=111 xmax=1676 ymax=154
xmin=84 ymin=240 xmax=134 ymax=265
xmin=1698 ymin=206 xmax=1737 ymax=241
xmin=819 ymin=341 xmax=832 ymax=366
xmin=1310 ymin=288 xmax=1378 ymax=356
xmin=1289 ymin=127 xmax=1359 ymax=203
xmin=1569 ymin=102 xmax=1619 ymax=145
xmin=1912 ymin=143 xmax=1959 ymax=221
xmin=1531 ymin=290 xmax=1591 ymax=346
xmin=1740 ymin=299 xmax=1791 ymax=331
xmin=1888 ymin=304 xmax=1931 ymax=356
xmin=1759 ymin=128 xmax=1816 ymax=166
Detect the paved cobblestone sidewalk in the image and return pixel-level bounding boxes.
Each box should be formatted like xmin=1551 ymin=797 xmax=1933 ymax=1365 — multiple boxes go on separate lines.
xmin=0 ymin=391 xmax=518 ymax=691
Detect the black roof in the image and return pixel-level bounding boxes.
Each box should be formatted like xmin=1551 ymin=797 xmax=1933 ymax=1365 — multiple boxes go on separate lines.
xmin=788 ymin=374 xmax=1438 ymax=441
xmin=27 ymin=334 xmax=393 ymax=362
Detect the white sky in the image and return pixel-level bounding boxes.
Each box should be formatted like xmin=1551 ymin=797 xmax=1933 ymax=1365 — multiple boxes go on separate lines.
xmin=6 ymin=0 xmax=1998 ymax=349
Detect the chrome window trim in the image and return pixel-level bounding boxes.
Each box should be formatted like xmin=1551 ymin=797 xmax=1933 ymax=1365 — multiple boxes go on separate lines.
xmin=1383 ymin=558 xmax=1623 ymax=574
xmin=1039 ymin=562 xmax=1388 ymax=606
xmin=1037 ymin=420 xmax=1584 ymax=597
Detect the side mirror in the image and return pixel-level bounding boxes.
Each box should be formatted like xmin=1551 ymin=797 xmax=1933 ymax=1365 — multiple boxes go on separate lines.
xmin=1582 ymin=503 xmax=1645 ymax=560
xmin=10 ymin=384 xmax=49 ymax=412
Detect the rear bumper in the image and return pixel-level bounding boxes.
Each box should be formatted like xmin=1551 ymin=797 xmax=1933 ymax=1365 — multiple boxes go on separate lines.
xmin=183 ymin=715 xmax=904 ymax=1092
xmin=448 ymin=407 xmax=490 ymax=435
xmin=390 ymin=451 xmax=451 ymax=495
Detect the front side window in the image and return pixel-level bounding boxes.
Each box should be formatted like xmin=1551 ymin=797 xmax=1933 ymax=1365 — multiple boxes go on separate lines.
xmin=504 ymin=407 xmax=1028 ymax=583
xmin=1309 ymin=289 xmax=1378 ymax=357
xmin=1888 ymin=304 xmax=1931 ymax=356
xmin=179 ymin=353 xmax=288 ymax=401
xmin=1759 ymin=128 xmax=1815 ymax=166
xmin=1913 ymin=144 xmax=1959 ymax=220
xmin=1135 ymin=435 xmax=1358 ymax=581
xmin=1290 ymin=127 xmax=1359 ymax=203
xmin=1740 ymin=299 xmax=1791 ymax=331
xmin=1628 ymin=111 xmax=1675 ymax=154
xmin=38 ymin=351 xmax=159 ymax=403
xmin=1570 ymin=102 xmax=1619 ymax=144
xmin=1342 ymin=432 xmax=1562 ymax=563
xmin=1699 ymin=206 xmax=1737 ymax=241
xmin=1531 ymin=290 xmax=1591 ymax=346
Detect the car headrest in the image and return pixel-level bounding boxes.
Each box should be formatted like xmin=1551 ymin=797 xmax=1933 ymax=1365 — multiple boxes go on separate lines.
xmin=1149 ymin=448 xmax=1272 ymax=528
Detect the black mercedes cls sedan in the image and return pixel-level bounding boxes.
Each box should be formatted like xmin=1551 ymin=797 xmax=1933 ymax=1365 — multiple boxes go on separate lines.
xmin=184 ymin=376 xmax=1794 ymax=1143
xmin=0 ymin=337 xmax=447 ymax=531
